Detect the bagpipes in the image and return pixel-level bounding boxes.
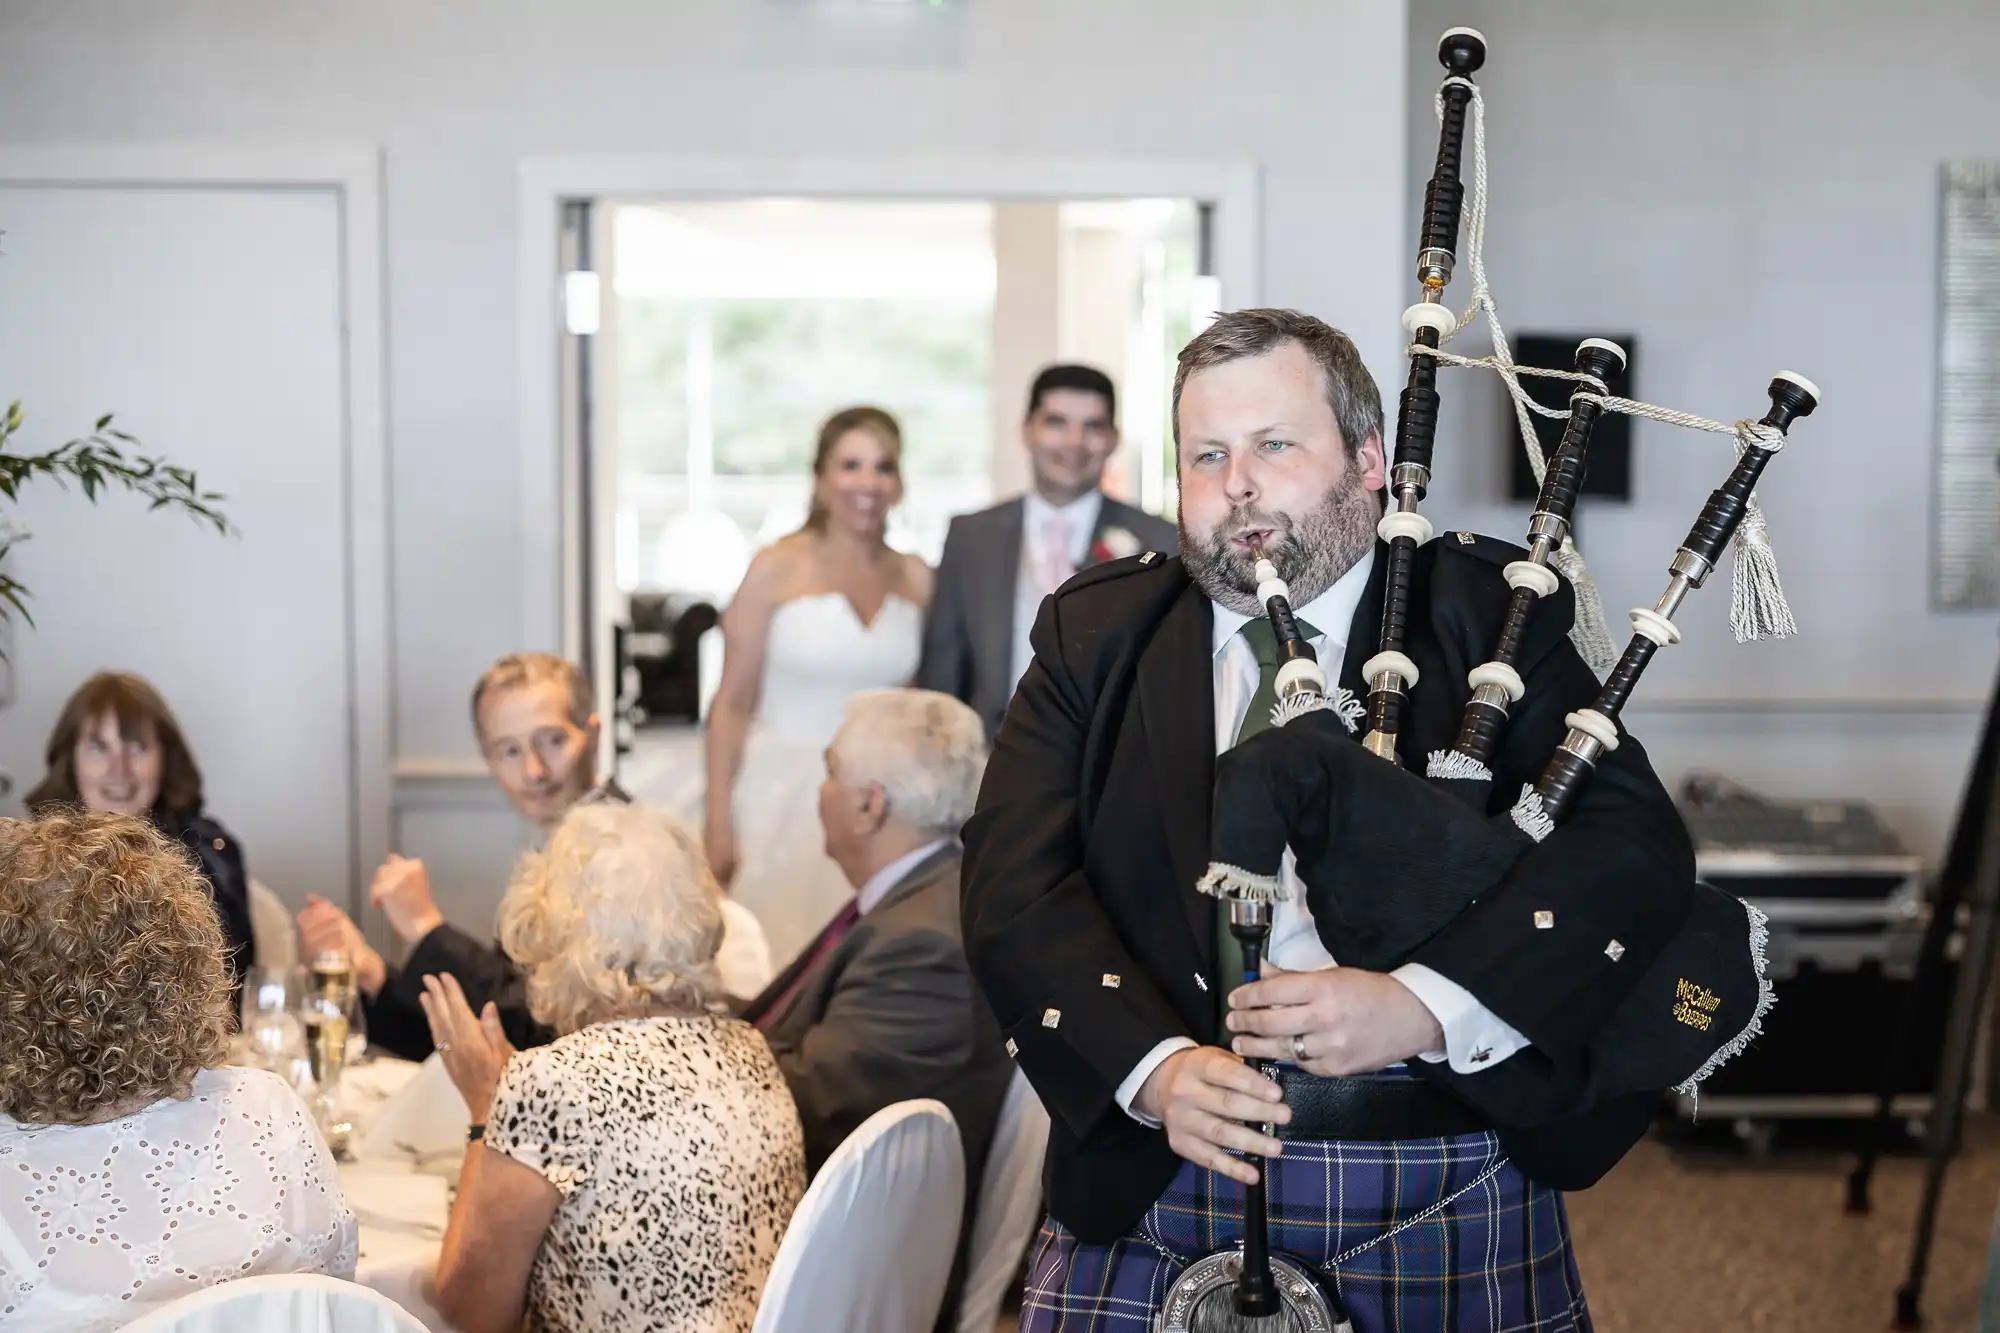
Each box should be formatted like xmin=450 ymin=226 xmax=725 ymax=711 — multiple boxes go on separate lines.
xmin=1163 ymin=25 xmax=1491 ymax=1333
xmin=1174 ymin=23 xmax=1820 ymax=1331
xmin=1204 ymin=370 xmax=1816 ymax=1124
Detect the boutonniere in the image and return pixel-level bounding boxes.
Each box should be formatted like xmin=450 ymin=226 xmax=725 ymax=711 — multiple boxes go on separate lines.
xmin=1088 ymin=526 xmax=1145 ymax=565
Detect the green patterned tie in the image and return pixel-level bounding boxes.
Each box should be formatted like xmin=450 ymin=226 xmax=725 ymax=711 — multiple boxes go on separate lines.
xmin=1216 ymin=615 xmax=1319 ymax=1008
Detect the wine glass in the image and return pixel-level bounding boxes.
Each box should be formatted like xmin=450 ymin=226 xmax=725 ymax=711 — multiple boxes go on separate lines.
xmin=238 ymin=964 xmax=308 ymax=1071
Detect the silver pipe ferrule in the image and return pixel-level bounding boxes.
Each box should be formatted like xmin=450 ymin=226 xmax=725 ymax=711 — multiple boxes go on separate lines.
xmin=1417 ymin=248 xmax=1456 ymax=287
xmin=1527 ymin=512 xmax=1568 ymax=547
xmin=1228 ymin=899 xmax=1273 ymax=933
xmin=1559 ymin=731 xmax=1607 ymax=765
xmin=1669 ymin=547 xmax=1714 ymax=589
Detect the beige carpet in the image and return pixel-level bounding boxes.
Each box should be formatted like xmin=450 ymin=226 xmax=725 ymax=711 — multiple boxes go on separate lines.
xmin=1567 ymin=1117 xmax=1999 ymax=1332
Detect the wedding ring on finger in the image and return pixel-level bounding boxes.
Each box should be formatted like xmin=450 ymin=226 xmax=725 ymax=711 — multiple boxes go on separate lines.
xmin=1291 ymin=1033 xmax=1309 ymax=1063
xmin=436 ymin=1041 xmax=453 ymax=1054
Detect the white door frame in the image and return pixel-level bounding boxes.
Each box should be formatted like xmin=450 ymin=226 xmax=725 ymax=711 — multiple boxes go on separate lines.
xmin=515 ymin=154 xmax=1262 ymax=662
xmin=0 ymin=143 xmax=393 ymax=909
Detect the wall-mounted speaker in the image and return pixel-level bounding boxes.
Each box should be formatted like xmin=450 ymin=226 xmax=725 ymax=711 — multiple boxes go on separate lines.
xmin=1506 ymin=332 xmax=1635 ymax=503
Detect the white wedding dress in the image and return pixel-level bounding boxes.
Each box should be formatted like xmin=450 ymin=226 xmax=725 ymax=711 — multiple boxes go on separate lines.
xmin=724 ymin=592 xmax=923 ymax=967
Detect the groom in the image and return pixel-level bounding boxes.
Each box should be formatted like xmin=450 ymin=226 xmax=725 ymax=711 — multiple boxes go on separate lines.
xmin=919 ymin=364 xmax=1176 ymax=740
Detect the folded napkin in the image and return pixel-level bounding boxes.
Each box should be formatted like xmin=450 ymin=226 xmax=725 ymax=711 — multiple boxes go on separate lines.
xmin=340 ymin=1163 xmax=451 ymax=1239
xmin=352 ymin=1053 xmax=470 ymax=1165
xmin=342 ymin=1056 xmax=423 ymax=1113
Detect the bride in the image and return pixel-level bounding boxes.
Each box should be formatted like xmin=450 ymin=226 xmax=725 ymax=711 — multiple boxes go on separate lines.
xmin=704 ymin=406 xmax=932 ymax=966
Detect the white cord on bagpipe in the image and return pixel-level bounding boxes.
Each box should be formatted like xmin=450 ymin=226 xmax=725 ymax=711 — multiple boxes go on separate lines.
xmin=1421 ymin=83 xmax=1797 ymax=654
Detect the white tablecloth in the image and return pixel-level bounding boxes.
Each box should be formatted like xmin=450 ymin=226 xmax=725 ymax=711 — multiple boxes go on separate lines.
xmin=344 ymin=1161 xmax=451 ymax=1330
xmin=338 ymin=1059 xmax=456 ymax=1331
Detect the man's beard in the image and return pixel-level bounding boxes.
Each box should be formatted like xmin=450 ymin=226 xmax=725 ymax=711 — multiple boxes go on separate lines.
xmin=1179 ymin=469 xmax=1380 ymax=617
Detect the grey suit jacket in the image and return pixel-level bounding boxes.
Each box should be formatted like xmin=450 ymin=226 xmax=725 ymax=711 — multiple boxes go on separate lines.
xmin=745 ymin=845 xmax=1012 ymax=1331
xmin=747 ymin=845 xmax=1012 ymax=1182
xmin=918 ymin=493 xmax=1177 ymax=739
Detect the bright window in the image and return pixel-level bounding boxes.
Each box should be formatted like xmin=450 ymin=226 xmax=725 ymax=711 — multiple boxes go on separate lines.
xmin=612 ymin=199 xmax=994 ymax=601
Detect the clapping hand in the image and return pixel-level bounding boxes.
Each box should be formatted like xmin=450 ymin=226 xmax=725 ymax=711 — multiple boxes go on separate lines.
xmin=371 ymin=854 xmax=446 ymax=945
xmin=417 ymin=973 xmax=516 ymax=1125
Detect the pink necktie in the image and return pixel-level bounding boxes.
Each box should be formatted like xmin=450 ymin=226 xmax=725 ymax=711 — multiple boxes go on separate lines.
xmin=1041 ymin=516 xmax=1072 ymax=595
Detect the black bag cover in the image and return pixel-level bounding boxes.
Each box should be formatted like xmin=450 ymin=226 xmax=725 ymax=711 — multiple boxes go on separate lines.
xmin=1208 ymin=706 xmax=1771 ymax=1144
xmin=1207 ymin=708 xmax=1533 ymax=972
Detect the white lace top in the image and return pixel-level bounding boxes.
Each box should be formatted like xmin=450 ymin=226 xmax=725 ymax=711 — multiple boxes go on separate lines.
xmin=0 ymin=1066 xmax=357 ymax=1333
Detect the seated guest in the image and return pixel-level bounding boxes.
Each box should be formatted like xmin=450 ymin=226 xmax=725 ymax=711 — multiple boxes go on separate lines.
xmin=298 ymin=651 xmax=769 ymax=1058
xmin=419 ymin=802 xmax=805 ymax=1333
xmin=0 ymin=811 xmax=356 ymax=1332
xmin=26 ymin=671 xmax=256 ymax=998
xmin=742 ymin=688 xmax=1012 ymax=1329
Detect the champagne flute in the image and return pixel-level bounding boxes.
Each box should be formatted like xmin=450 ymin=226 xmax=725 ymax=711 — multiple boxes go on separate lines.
xmin=302 ymin=951 xmax=357 ymax=1156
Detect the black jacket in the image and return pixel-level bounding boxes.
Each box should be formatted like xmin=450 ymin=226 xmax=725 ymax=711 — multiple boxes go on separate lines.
xmin=359 ymin=781 xmax=637 ymax=1059
xmin=961 ymin=537 xmax=1695 ymax=1243
xmin=160 ymin=810 xmax=256 ymax=999
xmin=362 ymin=923 xmax=550 ymax=1061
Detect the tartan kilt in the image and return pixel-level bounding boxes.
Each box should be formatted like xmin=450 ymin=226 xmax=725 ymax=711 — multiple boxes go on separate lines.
xmin=1020 ymin=1129 xmax=1590 ymax=1333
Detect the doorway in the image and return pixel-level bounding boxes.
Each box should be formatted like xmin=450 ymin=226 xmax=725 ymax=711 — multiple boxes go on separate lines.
xmin=588 ymin=194 xmax=1204 ymax=795
xmin=522 ymin=157 xmax=1258 ymax=793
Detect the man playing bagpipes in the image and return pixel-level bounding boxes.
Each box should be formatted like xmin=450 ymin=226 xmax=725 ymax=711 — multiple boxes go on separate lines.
xmin=965 ymin=305 xmax=1700 ymax=1331
xmin=962 ymin=22 xmax=1821 ymax=1327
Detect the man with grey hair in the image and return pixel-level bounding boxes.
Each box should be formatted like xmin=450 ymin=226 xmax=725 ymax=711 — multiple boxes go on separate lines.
xmin=743 ymin=687 xmax=1012 ymax=1332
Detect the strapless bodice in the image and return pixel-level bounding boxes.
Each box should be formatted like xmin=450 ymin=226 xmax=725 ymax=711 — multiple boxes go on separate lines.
xmin=754 ymin=592 xmax=923 ymax=749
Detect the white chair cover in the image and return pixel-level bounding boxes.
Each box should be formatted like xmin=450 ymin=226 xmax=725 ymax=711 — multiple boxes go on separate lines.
xmin=752 ymin=1099 xmax=965 ymax=1333
xmin=248 ymin=877 xmax=298 ymax=972
xmin=115 ymin=1274 xmax=427 ymax=1333
xmin=719 ymin=895 xmax=775 ymax=999
xmin=956 ymin=1070 xmax=1052 ymax=1333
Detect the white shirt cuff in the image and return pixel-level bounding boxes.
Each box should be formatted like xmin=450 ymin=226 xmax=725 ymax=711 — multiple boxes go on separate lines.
xmin=1391 ymin=963 xmax=1530 ymax=1074
xmin=1115 ymin=1037 xmax=1199 ymax=1127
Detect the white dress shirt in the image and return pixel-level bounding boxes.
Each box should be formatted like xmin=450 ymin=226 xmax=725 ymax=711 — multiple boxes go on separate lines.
xmin=1011 ymin=489 xmax=1106 ymax=689
xmin=857 ymin=837 xmax=955 ymax=916
xmin=1114 ymin=547 xmax=1531 ymax=1125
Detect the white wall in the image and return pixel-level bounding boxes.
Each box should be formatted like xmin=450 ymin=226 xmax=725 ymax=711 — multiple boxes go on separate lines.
xmin=0 ymin=182 xmax=357 ymax=906
xmin=0 ymin=0 xmax=1410 ymax=762
xmin=1405 ymin=0 xmax=2000 ymax=861
xmin=0 ymin=0 xmax=1409 ymax=917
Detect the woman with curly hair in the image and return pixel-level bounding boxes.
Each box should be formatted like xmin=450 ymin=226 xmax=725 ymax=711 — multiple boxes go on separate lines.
xmin=26 ymin=672 xmax=256 ymax=999
xmin=417 ymin=801 xmax=805 ymax=1333
xmin=0 ymin=811 xmax=355 ymax=1332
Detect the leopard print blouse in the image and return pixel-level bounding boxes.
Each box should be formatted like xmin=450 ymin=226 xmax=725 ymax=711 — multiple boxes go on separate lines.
xmin=486 ymin=1016 xmax=807 ymax=1333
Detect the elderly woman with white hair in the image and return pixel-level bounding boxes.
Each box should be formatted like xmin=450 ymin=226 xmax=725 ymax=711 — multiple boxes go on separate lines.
xmin=418 ymin=803 xmax=805 ymax=1333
